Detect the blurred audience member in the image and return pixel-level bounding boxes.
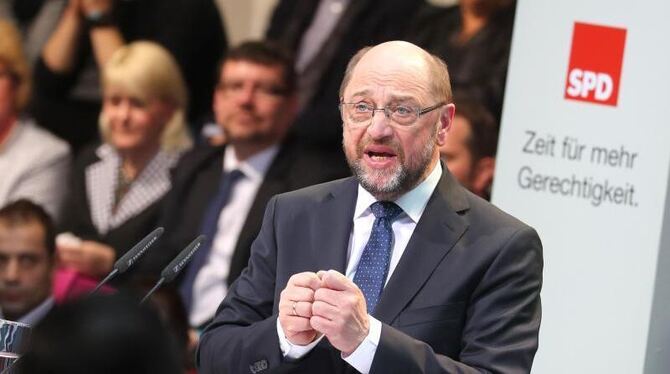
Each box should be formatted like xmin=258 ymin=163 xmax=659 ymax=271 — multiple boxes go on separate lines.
xmin=407 ymin=0 xmax=516 ymax=120
xmin=0 ymin=19 xmax=70 ymax=221
xmin=440 ymin=98 xmax=498 ymax=200
xmin=17 ymin=293 xmax=181 ymax=374
xmin=32 ymin=0 xmax=227 ymax=152
xmin=0 ymin=0 xmax=66 ymax=64
xmin=135 ymin=279 xmax=195 ymax=373
xmin=57 ymin=41 xmax=191 ymax=284
xmin=266 ymin=0 xmax=423 ymax=154
xmin=154 ymin=41 xmax=349 ymax=329
xmin=0 ymin=199 xmax=55 ymax=326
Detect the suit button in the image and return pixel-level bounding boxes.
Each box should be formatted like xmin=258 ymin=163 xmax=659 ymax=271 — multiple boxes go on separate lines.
xmin=249 ymin=359 xmax=268 ymax=373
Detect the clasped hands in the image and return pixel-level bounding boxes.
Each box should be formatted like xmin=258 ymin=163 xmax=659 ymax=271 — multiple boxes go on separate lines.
xmin=279 ymin=270 xmax=369 ymax=356
xmin=56 ymin=233 xmax=116 ymax=277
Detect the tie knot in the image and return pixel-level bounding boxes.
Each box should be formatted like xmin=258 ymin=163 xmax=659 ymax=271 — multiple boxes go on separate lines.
xmin=221 ymin=168 xmax=244 ymax=185
xmin=216 ymin=169 xmax=244 ymax=196
xmin=227 ymin=169 xmax=244 ymax=180
xmin=370 ymin=201 xmax=402 ymax=220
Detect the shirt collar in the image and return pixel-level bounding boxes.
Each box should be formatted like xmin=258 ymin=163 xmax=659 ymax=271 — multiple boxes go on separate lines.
xmin=354 ymin=161 xmax=442 ymax=223
xmin=0 ymin=297 xmax=55 ymax=326
xmin=95 ymin=143 xmax=118 ymax=160
xmin=223 ymin=144 xmax=280 ymax=181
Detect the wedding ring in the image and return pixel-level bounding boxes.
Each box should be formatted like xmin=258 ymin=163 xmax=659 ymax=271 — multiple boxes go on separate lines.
xmin=291 ymin=301 xmax=298 ymax=316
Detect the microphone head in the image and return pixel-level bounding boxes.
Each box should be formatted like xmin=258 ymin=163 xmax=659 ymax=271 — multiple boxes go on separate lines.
xmin=114 ymin=227 xmax=164 ymax=273
xmin=160 ymin=235 xmax=205 ymax=283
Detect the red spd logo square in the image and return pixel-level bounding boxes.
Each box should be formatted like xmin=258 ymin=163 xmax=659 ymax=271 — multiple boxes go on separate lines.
xmin=564 ymin=22 xmax=627 ymax=106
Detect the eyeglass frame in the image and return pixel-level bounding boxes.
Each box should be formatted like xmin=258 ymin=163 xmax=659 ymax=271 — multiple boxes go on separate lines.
xmin=338 ymin=100 xmax=447 ymax=127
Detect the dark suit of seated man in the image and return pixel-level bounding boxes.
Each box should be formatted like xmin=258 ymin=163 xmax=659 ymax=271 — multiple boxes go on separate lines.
xmin=197 ymin=41 xmax=543 ymax=373
xmin=154 ymin=41 xmax=350 ymax=329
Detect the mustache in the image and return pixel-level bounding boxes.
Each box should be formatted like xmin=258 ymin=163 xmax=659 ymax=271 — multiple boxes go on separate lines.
xmin=1 ymin=284 xmax=27 ymax=292
xmin=0 ymin=287 xmax=29 ymax=298
xmin=357 ymin=138 xmax=404 ymax=158
xmin=227 ymin=109 xmax=262 ymax=122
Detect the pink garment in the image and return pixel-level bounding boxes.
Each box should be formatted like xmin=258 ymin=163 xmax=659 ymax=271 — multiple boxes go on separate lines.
xmin=52 ymin=268 xmax=115 ymax=304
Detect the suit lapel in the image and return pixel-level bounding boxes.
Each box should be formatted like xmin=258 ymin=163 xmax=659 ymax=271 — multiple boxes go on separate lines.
xmin=311 ymin=178 xmax=358 ymax=274
xmin=227 ymin=176 xmax=287 ymax=283
xmin=374 ymin=171 xmax=470 ymax=325
xmin=86 ymin=151 xmax=116 ymax=235
xmin=228 ymin=145 xmax=292 ymax=284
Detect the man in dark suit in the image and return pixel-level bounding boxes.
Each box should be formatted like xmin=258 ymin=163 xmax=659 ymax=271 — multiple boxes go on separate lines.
xmin=156 ymin=41 xmax=349 ymax=328
xmin=198 ymin=41 xmax=543 ymax=373
xmin=266 ymin=0 xmax=424 ymax=160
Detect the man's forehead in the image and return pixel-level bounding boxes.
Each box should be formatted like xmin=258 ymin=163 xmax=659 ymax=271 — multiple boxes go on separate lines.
xmin=358 ymin=42 xmax=430 ymax=73
xmin=346 ymin=68 xmax=432 ymax=102
xmin=221 ymin=60 xmax=283 ymax=77
xmin=345 ymin=43 xmax=432 ymax=99
xmin=0 ymin=223 xmax=47 ymax=255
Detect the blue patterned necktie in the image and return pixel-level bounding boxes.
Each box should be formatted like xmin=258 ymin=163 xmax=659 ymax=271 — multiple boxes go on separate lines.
xmin=179 ymin=169 xmax=244 ymax=311
xmin=353 ymin=201 xmax=403 ymax=313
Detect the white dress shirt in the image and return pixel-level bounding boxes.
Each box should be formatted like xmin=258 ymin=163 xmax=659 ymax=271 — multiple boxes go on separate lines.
xmin=277 ymin=162 xmax=443 ymax=373
xmin=295 ymin=0 xmax=351 ymax=73
xmin=190 ymin=145 xmax=279 ymax=327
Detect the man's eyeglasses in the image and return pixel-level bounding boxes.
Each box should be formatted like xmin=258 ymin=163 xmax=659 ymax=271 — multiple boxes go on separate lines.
xmin=339 ymin=101 xmax=446 ymax=127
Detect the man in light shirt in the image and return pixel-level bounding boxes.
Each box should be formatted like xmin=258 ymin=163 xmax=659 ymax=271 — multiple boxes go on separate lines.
xmin=156 ymin=41 xmax=349 ymax=329
xmin=198 ymin=41 xmax=542 ymax=373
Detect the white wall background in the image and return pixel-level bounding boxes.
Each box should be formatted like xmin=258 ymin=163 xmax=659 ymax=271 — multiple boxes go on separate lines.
xmin=492 ymin=0 xmax=670 ymax=373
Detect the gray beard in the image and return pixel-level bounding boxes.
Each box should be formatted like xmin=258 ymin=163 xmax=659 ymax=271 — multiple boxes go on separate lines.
xmin=346 ymin=131 xmax=436 ymax=200
xmin=350 ymin=160 xmax=408 ymax=197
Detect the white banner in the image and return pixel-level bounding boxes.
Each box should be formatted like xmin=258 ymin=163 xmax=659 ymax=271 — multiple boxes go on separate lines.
xmin=492 ymin=0 xmax=670 ymax=373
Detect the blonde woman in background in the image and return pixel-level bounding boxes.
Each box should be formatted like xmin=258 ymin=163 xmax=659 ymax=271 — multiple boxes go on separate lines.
xmin=57 ymin=41 xmax=192 ymax=285
xmin=0 ymin=20 xmax=71 ymax=221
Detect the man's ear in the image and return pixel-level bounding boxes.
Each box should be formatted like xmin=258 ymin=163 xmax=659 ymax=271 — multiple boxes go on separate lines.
xmin=276 ymin=93 xmax=299 ymax=139
xmin=281 ymin=93 xmax=299 ymax=129
xmin=436 ymin=103 xmax=455 ymax=146
xmin=285 ymin=93 xmax=299 ymax=120
xmin=472 ymin=156 xmax=495 ymax=197
xmin=212 ymin=86 xmax=220 ymax=113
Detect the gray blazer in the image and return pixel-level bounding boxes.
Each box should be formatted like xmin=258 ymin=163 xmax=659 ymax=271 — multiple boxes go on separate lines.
xmin=198 ymin=170 xmax=543 ymax=374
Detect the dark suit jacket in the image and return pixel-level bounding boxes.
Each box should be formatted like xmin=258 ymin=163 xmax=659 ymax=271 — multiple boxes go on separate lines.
xmin=198 ymin=170 xmax=543 ymax=373
xmin=405 ymin=3 xmax=516 ymax=121
xmin=266 ymin=0 xmax=423 ymax=151
xmin=149 ymin=137 xmax=350 ymax=286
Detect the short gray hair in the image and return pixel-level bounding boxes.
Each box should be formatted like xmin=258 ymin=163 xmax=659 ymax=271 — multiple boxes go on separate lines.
xmin=338 ymin=45 xmax=453 ymax=103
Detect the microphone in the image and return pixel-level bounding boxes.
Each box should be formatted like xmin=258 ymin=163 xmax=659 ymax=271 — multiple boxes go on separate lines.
xmin=140 ymin=235 xmax=205 ymax=304
xmin=90 ymin=227 xmax=165 ymax=295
